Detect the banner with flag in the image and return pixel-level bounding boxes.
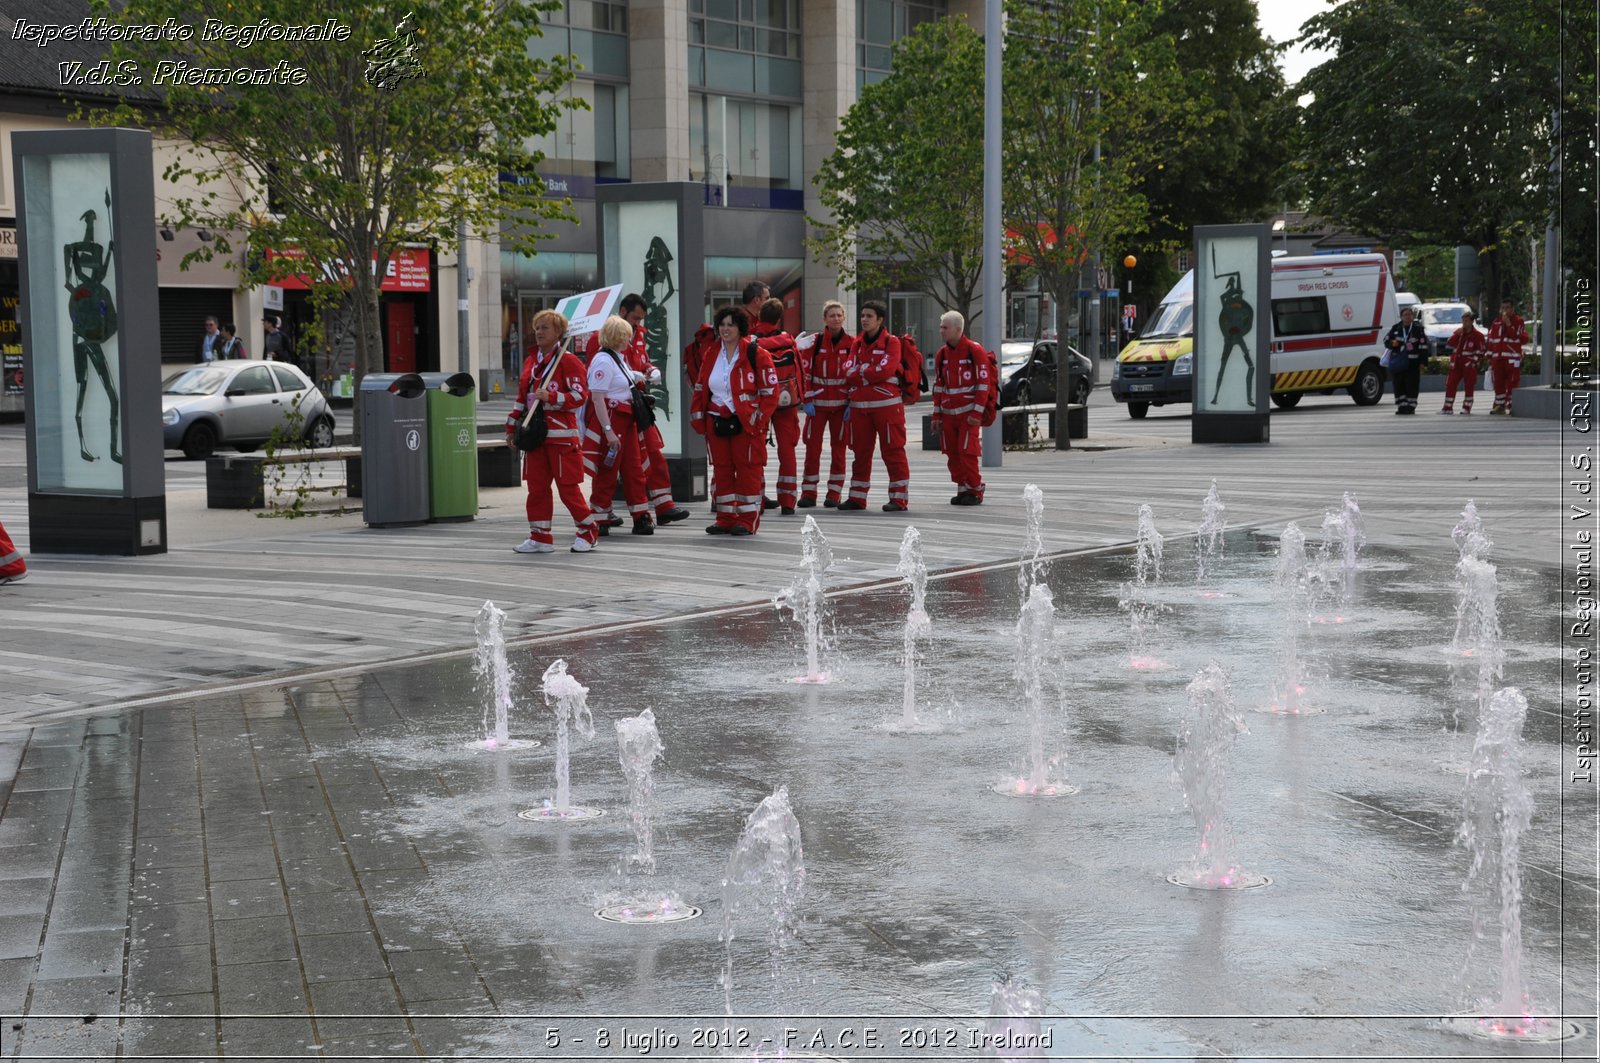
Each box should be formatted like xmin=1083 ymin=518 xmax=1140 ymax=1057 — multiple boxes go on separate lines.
xmin=555 ymin=284 xmax=624 ymax=338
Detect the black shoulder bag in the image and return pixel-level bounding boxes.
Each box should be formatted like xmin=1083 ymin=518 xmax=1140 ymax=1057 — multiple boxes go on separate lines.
xmin=605 ymin=347 xmax=656 ymax=430
xmin=515 ymin=352 xmax=566 ymax=451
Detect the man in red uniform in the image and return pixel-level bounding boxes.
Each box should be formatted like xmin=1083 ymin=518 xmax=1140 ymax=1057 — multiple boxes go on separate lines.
xmin=689 ymin=306 xmax=779 ymax=535
xmin=931 ymin=310 xmax=995 ymax=504
xmin=838 ymin=300 xmax=910 ymax=512
xmin=751 ymin=298 xmax=806 ymax=514
xmin=506 ymin=309 xmax=599 ymax=553
xmin=1440 ymin=308 xmax=1488 ymax=414
xmin=0 ymin=517 xmax=27 ymax=585
xmin=1486 ymin=298 xmax=1530 ymax=415
xmin=799 ymin=300 xmax=851 ymax=508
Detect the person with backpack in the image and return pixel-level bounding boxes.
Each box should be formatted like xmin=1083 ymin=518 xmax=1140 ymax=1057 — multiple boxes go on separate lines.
xmin=798 ymin=300 xmax=852 ymax=508
xmin=505 ymin=310 xmax=601 ymax=554
xmin=689 ymin=306 xmax=779 ymax=536
xmin=932 ymin=310 xmax=997 ymax=505
xmin=838 ymin=300 xmax=911 ymax=512
xmin=751 ymin=298 xmax=807 ymax=514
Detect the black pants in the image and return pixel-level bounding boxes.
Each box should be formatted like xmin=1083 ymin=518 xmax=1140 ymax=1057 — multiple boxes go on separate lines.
xmin=1391 ymin=359 xmax=1420 ymax=411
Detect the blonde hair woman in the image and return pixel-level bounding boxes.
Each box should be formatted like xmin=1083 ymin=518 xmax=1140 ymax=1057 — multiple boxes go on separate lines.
xmin=505 ymin=309 xmax=600 ymax=553
xmin=584 ymin=314 xmax=655 ymax=535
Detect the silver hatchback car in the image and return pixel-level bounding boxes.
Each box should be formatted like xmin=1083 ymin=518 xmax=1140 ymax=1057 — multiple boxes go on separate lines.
xmin=161 ymin=362 xmax=336 ymax=459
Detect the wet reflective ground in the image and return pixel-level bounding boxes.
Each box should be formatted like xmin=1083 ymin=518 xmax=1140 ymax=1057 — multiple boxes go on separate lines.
xmin=2 ymin=530 xmax=1594 ymax=1061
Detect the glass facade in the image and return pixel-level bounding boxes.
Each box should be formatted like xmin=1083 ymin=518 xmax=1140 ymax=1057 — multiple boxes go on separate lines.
xmin=527 ymin=81 xmax=632 ymax=184
xmin=688 ymin=93 xmax=801 ymax=191
xmin=528 ymin=0 xmax=630 ymax=77
xmin=689 ymin=0 xmax=803 ymax=97
xmin=857 ymin=0 xmax=947 ymax=87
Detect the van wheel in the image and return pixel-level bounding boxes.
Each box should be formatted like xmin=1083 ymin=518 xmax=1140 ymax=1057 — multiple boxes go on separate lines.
xmin=1127 ymin=401 xmax=1149 ymax=419
xmin=1271 ymin=392 xmax=1303 ymax=410
xmin=1349 ymin=360 xmax=1384 ymax=406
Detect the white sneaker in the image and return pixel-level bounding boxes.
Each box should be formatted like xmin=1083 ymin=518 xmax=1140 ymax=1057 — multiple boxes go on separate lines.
xmin=513 ymin=538 xmax=554 ymax=554
xmin=570 ymin=537 xmax=594 ymax=553
xmin=0 ymin=571 xmax=28 ymax=586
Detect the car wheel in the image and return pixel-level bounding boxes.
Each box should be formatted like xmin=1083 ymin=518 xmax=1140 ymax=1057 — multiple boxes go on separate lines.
xmin=1271 ymin=392 xmax=1303 ymax=410
xmin=181 ymin=422 xmax=218 ymax=460
xmin=1348 ymin=359 xmax=1384 ymax=406
xmin=1014 ymin=382 xmax=1032 ymax=407
xmin=1127 ymin=401 xmax=1149 ymax=419
xmin=1073 ymin=378 xmax=1091 ymax=405
xmin=234 ymin=442 xmax=258 ymax=453
xmin=306 ymin=416 xmax=335 ymax=449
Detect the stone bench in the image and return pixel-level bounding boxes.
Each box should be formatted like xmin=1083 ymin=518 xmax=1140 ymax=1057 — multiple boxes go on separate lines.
xmin=921 ymin=402 xmax=1087 ymax=451
xmin=207 ymin=438 xmax=521 ymax=509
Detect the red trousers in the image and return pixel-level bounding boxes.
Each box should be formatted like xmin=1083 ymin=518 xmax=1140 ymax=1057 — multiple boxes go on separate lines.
xmin=801 ymin=406 xmax=847 ymax=503
xmin=0 ymin=518 xmax=26 ymax=579
xmin=523 ymin=445 xmax=598 ymax=545
xmin=1490 ymin=356 xmax=1522 ymax=410
xmin=638 ymin=423 xmax=679 ymax=516
xmin=848 ymin=403 xmax=910 ymax=506
xmin=938 ymin=413 xmax=985 ymax=498
xmin=584 ymin=404 xmax=649 ymax=520
xmin=1442 ymin=358 xmax=1480 ymax=411
xmin=708 ymin=429 xmax=767 ymax=533
xmin=771 ymin=406 xmax=802 ymax=508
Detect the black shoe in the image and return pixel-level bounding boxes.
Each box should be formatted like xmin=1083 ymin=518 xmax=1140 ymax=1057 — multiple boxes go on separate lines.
xmin=631 ymin=519 xmax=654 ymax=535
xmin=762 ymin=496 xmax=778 ymax=511
xmin=781 ymin=506 xmax=796 ymax=515
xmin=881 ymin=502 xmax=907 ymax=513
xmin=657 ymin=507 xmax=691 ymax=525
xmin=797 ymin=497 xmax=816 ymax=509
xmin=836 ymin=500 xmax=864 ymax=511
xmin=596 ymin=523 xmax=611 ymax=537
xmin=729 ymin=525 xmax=752 ymax=536
xmin=823 ymin=498 xmax=839 ymax=508
xmin=706 ymin=524 xmax=731 ymax=535
xmin=950 ymin=494 xmax=964 ymax=505
xmin=601 ymin=514 xmax=624 ymax=527
xmin=955 ymin=493 xmax=983 ymax=506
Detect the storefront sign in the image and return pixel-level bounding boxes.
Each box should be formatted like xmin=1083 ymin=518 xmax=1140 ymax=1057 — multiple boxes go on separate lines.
xmin=0 ymin=224 xmax=17 ymax=259
xmin=266 ymin=245 xmax=431 ymax=291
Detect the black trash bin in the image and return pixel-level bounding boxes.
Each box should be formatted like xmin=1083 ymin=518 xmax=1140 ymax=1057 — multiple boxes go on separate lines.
xmin=358 ymin=373 xmax=429 ymax=526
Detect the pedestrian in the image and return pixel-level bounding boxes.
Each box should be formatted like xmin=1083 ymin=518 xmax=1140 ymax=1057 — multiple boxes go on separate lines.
xmin=931 ymin=310 xmax=996 ymax=505
xmin=751 ymin=297 xmax=806 ymax=514
xmin=1486 ymin=298 xmax=1531 ymax=415
xmin=506 ymin=309 xmax=600 ymax=554
xmin=0 ymin=517 xmax=27 ymax=585
xmin=261 ymin=315 xmax=290 ymax=363
xmin=1383 ymin=306 xmax=1427 ymax=415
xmin=584 ymin=314 xmax=654 ymax=537
xmin=798 ymin=300 xmax=851 ymax=509
xmin=591 ymin=294 xmax=691 ymax=526
xmin=690 ymin=306 xmax=777 ymax=536
xmin=1440 ymin=308 xmax=1487 ymax=414
xmin=216 ymin=323 xmax=247 ymax=360
xmin=198 ymin=316 xmax=221 ymax=364
xmin=739 ymin=282 xmax=778 ymax=511
xmin=838 ymin=300 xmax=911 ymax=511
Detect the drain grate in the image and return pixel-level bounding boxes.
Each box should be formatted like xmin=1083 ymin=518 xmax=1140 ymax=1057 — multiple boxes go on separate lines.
xmin=517 ymin=806 xmax=606 ymax=822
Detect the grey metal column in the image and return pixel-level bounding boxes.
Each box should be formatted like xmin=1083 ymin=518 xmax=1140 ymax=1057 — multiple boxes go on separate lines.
xmin=980 ymin=0 xmax=1003 ymax=467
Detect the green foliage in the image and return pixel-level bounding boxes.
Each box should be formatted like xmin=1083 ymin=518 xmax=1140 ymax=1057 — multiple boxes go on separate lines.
xmin=809 ymin=18 xmax=987 ymax=322
xmin=87 ymin=0 xmax=579 ymax=402
xmin=1398 ymin=245 xmax=1455 ymax=301
xmin=258 ymin=392 xmax=325 ymax=518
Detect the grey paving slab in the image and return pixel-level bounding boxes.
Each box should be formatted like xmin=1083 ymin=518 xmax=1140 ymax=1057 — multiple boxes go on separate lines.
xmin=125 ymin=944 xmax=215 ymax=1003
xmin=208 ymin=879 xmax=287 ymax=923
xmin=0 ymin=915 xmax=44 ymax=961
xmin=297 ymin=930 xmax=390 ymax=984
xmin=34 ymin=928 xmax=125 ymax=980
xmin=129 ymin=902 xmax=212 ymax=952
xmin=122 ymin=1003 xmax=220 ymax=1057
xmin=386 ymin=947 xmax=488 ymax=1005
xmin=214 ymin=958 xmax=307 ymax=1014
xmin=0 ymin=878 xmax=49 ymax=917
xmin=212 ymin=915 xmax=297 ymax=967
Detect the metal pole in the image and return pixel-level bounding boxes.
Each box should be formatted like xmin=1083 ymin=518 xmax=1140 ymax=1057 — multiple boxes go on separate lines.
xmin=980 ymin=0 xmax=1003 ymax=467
xmin=1539 ymin=107 xmax=1560 ymax=387
xmin=457 ymin=188 xmax=471 ymax=376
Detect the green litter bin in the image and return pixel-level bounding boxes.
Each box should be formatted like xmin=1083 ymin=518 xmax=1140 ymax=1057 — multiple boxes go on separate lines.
xmin=421 ymin=372 xmax=478 ymax=521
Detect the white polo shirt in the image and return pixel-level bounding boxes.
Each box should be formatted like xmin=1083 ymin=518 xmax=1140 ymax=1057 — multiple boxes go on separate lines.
xmin=709 ymin=343 xmax=740 ymax=409
xmin=587 ymin=349 xmax=638 ymax=403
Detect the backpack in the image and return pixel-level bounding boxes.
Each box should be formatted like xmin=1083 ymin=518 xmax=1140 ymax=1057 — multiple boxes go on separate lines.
xmin=969 ymin=342 xmax=1000 ymax=426
xmin=683 ymin=323 xmax=716 ymax=383
xmin=897 ymin=334 xmax=924 ymax=404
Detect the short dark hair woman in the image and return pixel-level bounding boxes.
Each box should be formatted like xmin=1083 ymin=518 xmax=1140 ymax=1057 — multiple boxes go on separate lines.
xmin=689 ymin=306 xmax=778 ymax=536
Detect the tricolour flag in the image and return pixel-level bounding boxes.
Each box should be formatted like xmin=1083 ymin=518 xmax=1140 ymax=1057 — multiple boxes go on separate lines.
xmin=555 ymin=284 xmax=624 ymax=338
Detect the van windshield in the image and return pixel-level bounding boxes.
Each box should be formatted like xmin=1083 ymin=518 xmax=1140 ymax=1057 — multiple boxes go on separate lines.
xmin=1141 ymin=300 xmax=1193 ymax=340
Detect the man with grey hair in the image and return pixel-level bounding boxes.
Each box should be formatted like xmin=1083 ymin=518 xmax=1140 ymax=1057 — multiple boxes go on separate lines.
xmin=931 ymin=309 xmax=996 ymax=504
xmin=198 ymin=316 xmax=221 ymax=364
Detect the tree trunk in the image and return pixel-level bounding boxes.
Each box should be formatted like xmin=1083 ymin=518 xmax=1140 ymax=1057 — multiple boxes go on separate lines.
xmin=349 ymin=268 xmax=385 ymax=446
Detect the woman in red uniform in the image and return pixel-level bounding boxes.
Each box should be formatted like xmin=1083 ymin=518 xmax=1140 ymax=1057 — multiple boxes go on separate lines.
xmin=689 ymin=306 xmax=778 ymax=536
xmin=505 ymin=309 xmax=600 ymax=554
xmin=583 ymin=314 xmax=654 ymax=536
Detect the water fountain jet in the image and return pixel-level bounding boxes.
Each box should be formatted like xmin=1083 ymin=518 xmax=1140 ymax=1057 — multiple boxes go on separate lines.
xmin=470 ymin=601 xmax=538 ymax=751
xmin=518 ymin=659 xmax=603 ymax=821
xmin=775 ymin=517 xmax=835 ymax=683
xmin=719 ymin=787 xmax=805 ymax=1017
xmin=1167 ymin=663 xmax=1268 ymax=890
xmin=992 ymin=584 xmax=1076 ymax=796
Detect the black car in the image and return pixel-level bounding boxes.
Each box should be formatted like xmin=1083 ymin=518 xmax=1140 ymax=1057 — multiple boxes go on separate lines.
xmin=996 ymin=340 xmax=1093 ymax=408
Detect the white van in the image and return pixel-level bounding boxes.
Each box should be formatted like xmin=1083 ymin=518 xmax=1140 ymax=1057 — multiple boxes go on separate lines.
xmin=1111 ymin=253 xmax=1399 ymax=417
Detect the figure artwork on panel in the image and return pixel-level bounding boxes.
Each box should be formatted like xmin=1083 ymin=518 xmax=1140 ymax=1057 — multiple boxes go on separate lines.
xmin=642 ymin=235 xmax=675 ymax=416
xmin=1210 ymin=246 xmax=1255 ymax=406
xmin=64 ymin=190 xmax=121 ymax=465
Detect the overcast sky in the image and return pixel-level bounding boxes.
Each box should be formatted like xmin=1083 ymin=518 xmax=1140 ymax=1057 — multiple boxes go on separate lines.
xmin=1256 ymin=0 xmax=1338 ymax=85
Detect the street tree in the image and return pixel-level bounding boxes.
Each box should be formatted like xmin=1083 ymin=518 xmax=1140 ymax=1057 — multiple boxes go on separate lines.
xmin=1295 ymin=0 xmax=1560 ymax=312
xmin=809 ymin=17 xmax=987 ymax=324
xmin=91 ymin=0 xmax=578 ymax=412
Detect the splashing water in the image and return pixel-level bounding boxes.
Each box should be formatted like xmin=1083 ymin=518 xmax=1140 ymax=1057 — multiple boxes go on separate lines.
xmin=1443 ymin=555 xmax=1506 ymax=775
xmin=893 ymin=526 xmax=933 ymax=731
xmin=615 ymin=709 xmax=664 ymax=874
xmin=978 ymin=977 xmax=1046 ymax=1062
xmin=1195 ymin=480 xmax=1226 ymax=583
xmin=1265 ymin=523 xmax=1318 ymax=715
xmin=1017 ymin=484 xmax=1046 ymax=598
xmin=994 ymin=584 xmax=1074 ymax=795
xmin=1338 ymin=491 xmax=1365 ymax=570
xmin=1453 ymin=499 xmax=1487 ymax=558
xmin=774 ymin=516 xmax=834 ymax=683
xmin=542 ymin=659 xmax=595 ymax=814
xmin=1169 ymin=664 xmax=1264 ymax=888
xmin=1451 ymin=688 xmax=1560 ymax=1040
xmin=473 ymin=601 xmax=514 ymax=749
xmin=1312 ymin=509 xmax=1352 ymax=614
xmin=719 ymin=787 xmax=805 ymax=1017
xmin=1120 ymin=505 xmax=1169 ymax=668
xmin=1134 ymin=504 xmax=1164 ymax=586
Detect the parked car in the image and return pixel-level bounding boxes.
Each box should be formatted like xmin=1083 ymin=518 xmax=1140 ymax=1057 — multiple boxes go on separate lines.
xmin=997 ymin=339 xmax=1093 ymax=408
xmin=161 ymin=361 xmax=335 ymax=459
xmin=1417 ymin=301 xmax=1473 ymax=358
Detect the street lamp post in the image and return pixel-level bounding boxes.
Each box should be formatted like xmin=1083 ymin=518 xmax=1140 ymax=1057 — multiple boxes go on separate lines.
xmin=980 ymin=0 xmax=1003 ymax=467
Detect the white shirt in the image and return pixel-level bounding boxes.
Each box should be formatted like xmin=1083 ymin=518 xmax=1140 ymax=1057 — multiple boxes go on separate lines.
xmin=709 ymin=343 xmax=739 ymax=409
xmin=587 ymin=348 xmax=638 ymax=402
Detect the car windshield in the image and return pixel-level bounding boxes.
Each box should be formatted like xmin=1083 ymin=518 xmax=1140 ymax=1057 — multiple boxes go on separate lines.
xmin=1141 ymin=300 xmax=1193 ymax=339
xmin=162 ymin=368 xmax=229 ymax=396
xmin=1000 ymin=343 xmax=1033 ymax=367
xmin=1423 ymin=307 xmax=1466 ymax=327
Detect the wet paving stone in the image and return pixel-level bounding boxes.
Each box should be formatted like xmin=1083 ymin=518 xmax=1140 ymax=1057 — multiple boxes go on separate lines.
xmin=219 ymin=1014 xmax=320 ymax=1058
xmin=208 ymin=878 xmax=287 ymax=922
xmin=129 ymin=901 xmax=211 ymax=951
xmin=205 ymin=844 xmax=283 ymax=884
xmin=215 ymin=958 xmax=306 ymax=1014
xmin=121 ymin=1000 xmax=219 ymax=1057
xmin=0 ymin=915 xmax=43 ymax=961
xmin=285 ymin=889 xmax=368 ymax=938
xmin=213 ymin=915 xmax=296 ymax=967
xmin=125 ymin=944 xmax=213 ymax=1002
xmin=0 ymin=877 xmax=50 ymax=917
xmin=34 ymin=928 xmax=125 ymax=980
xmin=386 ymin=947 xmax=486 ymax=1004
xmin=297 ymin=930 xmax=390 ymax=984
xmin=128 ymin=865 xmax=208 ymax=908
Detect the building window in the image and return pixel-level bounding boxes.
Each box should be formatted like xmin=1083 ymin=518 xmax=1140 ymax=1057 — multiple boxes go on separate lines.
xmin=857 ymin=0 xmax=947 ymax=87
xmin=688 ymin=0 xmax=802 ymax=97
xmin=529 ymin=0 xmax=629 ymax=78
xmin=527 ymin=81 xmax=632 ymax=185
xmin=689 ymin=93 xmax=801 ymax=191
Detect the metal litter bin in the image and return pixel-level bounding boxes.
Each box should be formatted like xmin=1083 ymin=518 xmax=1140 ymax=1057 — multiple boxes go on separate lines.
xmin=358 ymin=373 xmax=429 ymax=526
xmin=421 ymin=372 xmax=478 ymax=522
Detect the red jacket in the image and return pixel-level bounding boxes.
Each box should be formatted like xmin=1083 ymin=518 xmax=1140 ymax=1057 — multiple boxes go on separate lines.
xmin=1486 ymin=314 xmax=1529 ymax=363
xmin=509 ymin=346 xmax=588 ymax=449
xmin=751 ymin=321 xmax=806 ymax=410
xmin=806 ymin=327 xmax=853 ymax=409
xmin=933 ymin=336 xmax=994 ymax=418
xmin=689 ymin=337 xmax=779 ymax=436
xmin=584 ymin=327 xmax=655 ymax=380
xmin=1446 ymin=324 xmax=1488 ymax=361
xmin=684 ymin=324 xmax=719 ymax=386
xmin=845 ymin=328 xmax=904 ymax=407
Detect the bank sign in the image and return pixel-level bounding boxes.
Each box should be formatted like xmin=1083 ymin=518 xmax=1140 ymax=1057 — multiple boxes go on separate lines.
xmin=265 ymin=246 xmax=431 ymax=291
